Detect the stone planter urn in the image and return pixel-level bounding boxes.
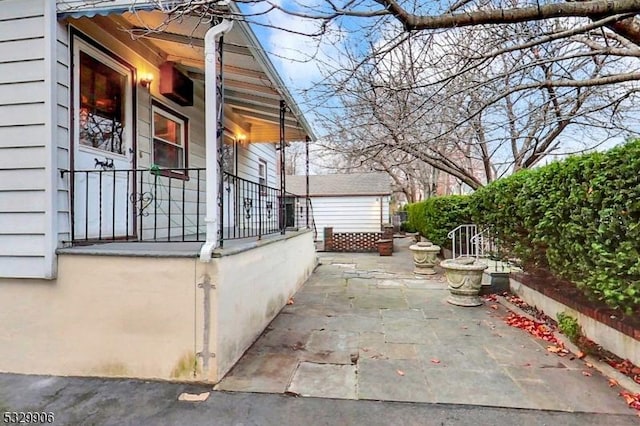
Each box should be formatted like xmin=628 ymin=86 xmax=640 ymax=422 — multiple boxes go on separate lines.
xmin=409 ymin=241 xmax=440 ymax=275
xmin=441 ymin=257 xmax=488 ymax=306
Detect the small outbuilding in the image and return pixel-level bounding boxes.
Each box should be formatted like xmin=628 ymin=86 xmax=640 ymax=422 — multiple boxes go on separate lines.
xmin=286 ymin=173 xmax=392 ymax=242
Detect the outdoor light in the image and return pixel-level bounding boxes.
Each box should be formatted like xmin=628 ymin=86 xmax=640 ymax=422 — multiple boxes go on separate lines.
xmin=140 ymin=73 xmax=154 ymax=89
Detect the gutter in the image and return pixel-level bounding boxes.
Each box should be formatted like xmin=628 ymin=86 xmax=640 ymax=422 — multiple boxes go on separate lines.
xmin=199 ymin=19 xmax=234 ymax=262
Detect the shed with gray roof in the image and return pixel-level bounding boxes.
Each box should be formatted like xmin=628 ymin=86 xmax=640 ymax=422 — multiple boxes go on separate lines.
xmin=286 ymin=173 xmax=391 ymax=241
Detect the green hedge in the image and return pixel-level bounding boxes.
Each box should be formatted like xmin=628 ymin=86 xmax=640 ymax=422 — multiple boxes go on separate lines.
xmin=406 ymin=139 xmax=640 ymax=313
xmin=406 ymin=195 xmax=471 ymax=247
xmin=472 ymin=140 xmax=640 ymax=312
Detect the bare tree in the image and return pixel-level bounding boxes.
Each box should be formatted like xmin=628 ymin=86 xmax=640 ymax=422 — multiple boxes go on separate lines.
xmin=283 ymin=142 xmax=307 ymax=175
xmin=315 ymin=17 xmax=640 ymax=189
xmin=129 ymin=0 xmax=640 ymax=44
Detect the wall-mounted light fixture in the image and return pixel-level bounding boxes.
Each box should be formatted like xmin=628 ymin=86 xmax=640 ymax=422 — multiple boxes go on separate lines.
xmin=236 ymin=134 xmax=248 ymax=147
xmin=139 ymin=73 xmax=154 ymax=89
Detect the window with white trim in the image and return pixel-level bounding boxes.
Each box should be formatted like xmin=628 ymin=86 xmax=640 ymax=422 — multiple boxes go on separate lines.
xmin=258 ymin=158 xmax=267 ymax=195
xmin=258 ymin=159 xmax=267 ymax=186
xmin=152 ymin=103 xmax=188 ymax=172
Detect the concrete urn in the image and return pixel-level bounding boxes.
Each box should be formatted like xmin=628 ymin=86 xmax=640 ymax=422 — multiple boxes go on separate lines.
xmin=441 ymin=257 xmax=488 ymax=307
xmin=409 ymin=241 xmax=440 ymax=275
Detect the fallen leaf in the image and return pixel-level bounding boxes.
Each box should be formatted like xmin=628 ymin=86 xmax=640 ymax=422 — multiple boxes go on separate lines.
xmin=397 ymin=369 xmax=405 ymax=376
xmin=178 ymin=392 xmax=210 ymax=402
xmin=608 ymin=378 xmax=619 ymax=387
xmin=431 ymin=359 xmax=441 ymax=364
xmin=582 ymin=371 xmax=592 ymax=377
xmin=585 ymin=362 xmax=593 ymax=368
xmin=619 ymin=391 xmax=640 ymax=408
xmin=287 ymin=298 xmax=294 ymax=305
xmin=576 ymin=351 xmax=586 ymax=359
xmin=547 ymin=345 xmax=562 ymax=353
xmin=490 ymin=304 xmax=499 ymax=310
xmin=523 ymin=362 xmax=531 ymax=367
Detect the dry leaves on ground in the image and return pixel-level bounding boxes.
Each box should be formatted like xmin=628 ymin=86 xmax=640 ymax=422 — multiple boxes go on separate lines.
xmin=505 ymin=312 xmax=563 ymax=346
xmin=608 ymin=359 xmax=640 ymax=385
xmin=482 ymin=294 xmax=499 ymax=302
xmin=546 ymin=345 xmax=570 ymax=356
xmin=396 ymin=369 xmax=405 ymax=376
xmin=620 ymin=391 xmax=640 ymax=410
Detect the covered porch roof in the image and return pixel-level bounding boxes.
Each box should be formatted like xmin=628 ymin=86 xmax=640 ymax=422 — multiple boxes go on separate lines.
xmin=57 ymin=1 xmax=316 ymax=143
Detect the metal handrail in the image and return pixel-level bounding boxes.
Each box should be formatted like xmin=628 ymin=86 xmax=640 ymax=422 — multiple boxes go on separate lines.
xmin=447 ymin=224 xmax=478 ymax=259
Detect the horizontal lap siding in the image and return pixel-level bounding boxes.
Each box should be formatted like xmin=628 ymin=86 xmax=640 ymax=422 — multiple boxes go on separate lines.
xmin=311 ymin=196 xmax=387 ymax=240
xmin=0 ymin=0 xmax=50 ymax=278
xmin=237 ymin=143 xmax=277 ymax=187
xmin=56 ymin=21 xmax=70 ymax=243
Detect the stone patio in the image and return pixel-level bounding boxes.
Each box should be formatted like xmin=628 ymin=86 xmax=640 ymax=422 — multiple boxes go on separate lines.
xmin=215 ymin=237 xmax=635 ymax=415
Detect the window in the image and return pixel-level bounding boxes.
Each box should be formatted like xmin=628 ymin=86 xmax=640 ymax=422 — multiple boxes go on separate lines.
xmin=79 ymin=51 xmax=127 ymax=154
xmin=152 ymin=103 xmax=188 ymax=174
xmin=258 ymin=159 xmax=267 ymax=185
xmin=258 ymin=159 xmax=267 ymax=195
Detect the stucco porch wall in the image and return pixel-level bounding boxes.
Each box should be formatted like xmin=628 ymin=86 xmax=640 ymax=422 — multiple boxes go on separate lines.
xmin=213 ymin=229 xmax=316 ymax=380
xmin=0 ymin=255 xmax=209 ymax=380
xmin=0 ymin=230 xmax=316 ymax=382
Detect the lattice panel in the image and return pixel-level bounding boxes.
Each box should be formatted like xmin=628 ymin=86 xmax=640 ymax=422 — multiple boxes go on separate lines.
xmin=329 ymin=232 xmax=382 ymax=252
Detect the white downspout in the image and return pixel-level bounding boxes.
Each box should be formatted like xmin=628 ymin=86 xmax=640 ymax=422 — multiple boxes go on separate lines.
xmin=200 ymin=19 xmax=234 ymax=262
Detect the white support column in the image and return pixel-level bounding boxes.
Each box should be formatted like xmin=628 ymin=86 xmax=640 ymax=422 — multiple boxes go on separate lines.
xmin=200 ymin=19 xmax=233 ymax=262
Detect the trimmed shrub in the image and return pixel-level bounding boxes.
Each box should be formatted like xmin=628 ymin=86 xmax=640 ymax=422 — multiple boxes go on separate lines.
xmin=470 ymin=139 xmax=640 ymax=313
xmin=406 ymin=195 xmax=472 ymax=247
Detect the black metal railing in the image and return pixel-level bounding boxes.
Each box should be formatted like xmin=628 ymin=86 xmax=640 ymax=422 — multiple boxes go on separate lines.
xmin=61 ymin=167 xmax=306 ymax=245
xmin=61 ymin=167 xmax=206 ymax=243
xmin=219 ymin=171 xmax=304 ymax=246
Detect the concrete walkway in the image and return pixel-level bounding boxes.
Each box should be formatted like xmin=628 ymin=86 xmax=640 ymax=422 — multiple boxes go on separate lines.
xmin=216 ymin=237 xmax=635 ymax=415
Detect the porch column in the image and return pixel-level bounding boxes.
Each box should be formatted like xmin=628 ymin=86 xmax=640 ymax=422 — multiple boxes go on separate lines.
xmin=200 ymin=19 xmax=233 ymax=262
xmin=305 ymin=135 xmax=310 ymax=229
xmin=279 ymin=100 xmax=287 ymax=234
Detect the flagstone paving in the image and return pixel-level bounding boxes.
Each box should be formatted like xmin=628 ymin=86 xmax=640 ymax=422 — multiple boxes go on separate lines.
xmin=215 ymin=238 xmax=635 ymax=415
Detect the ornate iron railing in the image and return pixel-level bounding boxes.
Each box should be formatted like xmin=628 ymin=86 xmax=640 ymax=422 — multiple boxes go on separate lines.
xmin=61 ymin=168 xmax=304 ymax=245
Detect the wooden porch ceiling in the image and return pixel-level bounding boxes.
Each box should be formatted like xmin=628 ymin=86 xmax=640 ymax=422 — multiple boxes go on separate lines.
xmin=100 ymin=10 xmax=313 ymax=143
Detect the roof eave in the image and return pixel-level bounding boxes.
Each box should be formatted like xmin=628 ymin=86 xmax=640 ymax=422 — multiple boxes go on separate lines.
xmin=228 ymin=2 xmax=316 ymax=141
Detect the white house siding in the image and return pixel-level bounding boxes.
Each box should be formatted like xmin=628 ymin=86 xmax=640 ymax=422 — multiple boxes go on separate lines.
xmin=311 ymin=195 xmax=391 ymax=241
xmin=0 ymin=0 xmax=59 ymax=278
xmin=232 ymin=142 xmax=279 ymax=233
xmin=56 ymin=21 xmax=71 ymax=244
xmin=237 ymin=142 xmax=277 ymax=188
